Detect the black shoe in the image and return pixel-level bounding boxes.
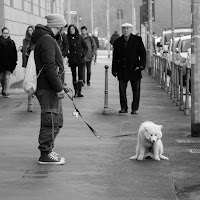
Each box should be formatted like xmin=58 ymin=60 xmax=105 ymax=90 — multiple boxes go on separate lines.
xmin=131 ymin=110 xmax=137 ymax=114
xmin=87 ymin=83 xmax=90 ymax=86
xmin=78 ymin=94 xmax=84 ymax=97
xmin=119 ymin=109 xmax=128 ymax=113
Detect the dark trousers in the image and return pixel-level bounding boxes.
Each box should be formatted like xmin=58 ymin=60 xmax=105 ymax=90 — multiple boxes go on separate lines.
xmin=70 ymin=63 xmax=85 ymax=82
xmin=119 ymin=79 xmax=141 ymax=111
xmin=35 ymin=90 xmax=63 ymax=155
xmin=83 ymin=61 xmax=92 ymax=84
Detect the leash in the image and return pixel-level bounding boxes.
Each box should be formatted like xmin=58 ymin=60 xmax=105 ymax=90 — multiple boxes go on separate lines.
xmin=64 ymin=88 xmax=138 ymax=139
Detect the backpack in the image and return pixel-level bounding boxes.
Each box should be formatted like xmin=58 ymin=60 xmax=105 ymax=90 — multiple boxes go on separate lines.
xmin=23 ymin=50 xmax=42 ymax=95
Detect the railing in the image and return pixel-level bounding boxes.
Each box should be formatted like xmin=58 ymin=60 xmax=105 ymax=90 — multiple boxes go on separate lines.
xmin=152 ymin=54 xmax=191 ymax=115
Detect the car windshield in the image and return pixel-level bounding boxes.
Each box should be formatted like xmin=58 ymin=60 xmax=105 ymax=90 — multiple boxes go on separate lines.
xmin=181 ymin=39 xmax=191 ymax=52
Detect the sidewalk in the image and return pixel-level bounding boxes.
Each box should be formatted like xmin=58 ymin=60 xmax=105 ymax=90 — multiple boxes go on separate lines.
xmin=0 ymin=51 xmax=199 ymax=200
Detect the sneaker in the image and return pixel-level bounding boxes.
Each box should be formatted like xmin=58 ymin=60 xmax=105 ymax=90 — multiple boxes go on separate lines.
xmin=51 ymin=151 xmax=65 ymax=161
xmin=38 ymin=152 xmax=65 ymax=165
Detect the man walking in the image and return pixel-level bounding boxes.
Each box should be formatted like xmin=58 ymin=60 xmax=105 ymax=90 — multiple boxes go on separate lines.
xmin=31 ymin=14 xmax=70 ymax=164
xmin=112 ymin=23 xmax=146 ymax=114
xmin=81 ymin=26 xmax=96 ymax=86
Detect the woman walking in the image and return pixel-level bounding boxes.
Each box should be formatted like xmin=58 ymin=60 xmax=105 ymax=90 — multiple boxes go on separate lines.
xmin=67 ymin=24 xmax=88 ymax=97
xmin=0 ymin=27 xmax=17 ymax=98
xmin=18 ymin=25 xmax=35 ymax=112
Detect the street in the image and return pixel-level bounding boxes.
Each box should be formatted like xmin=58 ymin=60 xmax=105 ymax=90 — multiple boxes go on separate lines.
xmin=0 ymin=51 xmax=199 ymax=200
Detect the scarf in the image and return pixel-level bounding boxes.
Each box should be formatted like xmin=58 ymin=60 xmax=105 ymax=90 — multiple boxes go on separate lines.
xmin=0 ymin=36 xmax=12 ymax=46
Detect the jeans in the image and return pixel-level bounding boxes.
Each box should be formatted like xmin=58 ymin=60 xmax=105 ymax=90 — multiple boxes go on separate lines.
xmin=83 ymin=61 xmax=92 ymax=84
xmin=70 ymin=63 xmax=85 ymax=82
xmin=119 ymin=79 xmax=141 ymax=111
xmin=0 ymin=71 xmax=11 ymax=94
xmin=35 ymin=90 xmax=63 ymax=155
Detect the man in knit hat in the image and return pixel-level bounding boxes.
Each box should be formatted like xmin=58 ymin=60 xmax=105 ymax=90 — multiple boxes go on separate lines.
xmin=31 ymin=14 xmax=70 ymax=165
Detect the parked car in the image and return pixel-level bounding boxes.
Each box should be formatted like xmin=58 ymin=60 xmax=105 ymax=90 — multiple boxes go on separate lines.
xmin=165 ymin=37 xmax=180 ymax=75
xmin=161 ymin=28 xmax=192 ymax=53
xmin=176 ymin=35 xmax=191 ymax=85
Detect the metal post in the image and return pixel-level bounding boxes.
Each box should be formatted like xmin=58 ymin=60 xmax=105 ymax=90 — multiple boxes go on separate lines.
xmin=131 ymin=0 xmax=136 ymax=34
xmin=103 ymin=65 xmax=109 ymax=114
xmin=148 ymin=0 xmax=153 ymax=75
xmin=191 ymin=0 xmax=200 ymax=136
xmin=91 ymin=0 xmax=94 ymax=33
xmin=107 ymin=0 xmax=111 ymax=58
xmin=171 ymin=0 xmax=175 ymax=100
xmin=68 ymin=0 xmax=71 ymax=25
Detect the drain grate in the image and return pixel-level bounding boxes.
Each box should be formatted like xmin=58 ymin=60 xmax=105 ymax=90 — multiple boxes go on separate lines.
xmin=25 ymin=170 xmax=51 ymax=175
xmin=177 ymin=139 xmax=200 ymax=144
xmin=22 ymin=170 xmax=51 ymax=179
xmin=188 ymin=149 xmax=200 ymax=153
xmin=22 ymin=175 xmax=48 ymax=179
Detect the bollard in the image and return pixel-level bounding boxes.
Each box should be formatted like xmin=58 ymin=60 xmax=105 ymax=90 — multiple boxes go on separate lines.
xmin=184 ymin=67 xmax=190 ymax=115
xmin=103 ymin=65 xmax=109 ymax=114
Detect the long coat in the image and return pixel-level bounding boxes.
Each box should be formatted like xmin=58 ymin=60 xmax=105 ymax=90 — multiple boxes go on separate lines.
xmin=0 ymin=36 xmax=17 ymax=73
xmin=67 ymin=33 xmax=88 ymax=67
xmin=112 ymin=33 xmax=146 ymax=81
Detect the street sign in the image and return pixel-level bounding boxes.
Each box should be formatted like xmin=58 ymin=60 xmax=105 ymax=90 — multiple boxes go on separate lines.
xmin=117 ymin=9 xmax=123 ymax=19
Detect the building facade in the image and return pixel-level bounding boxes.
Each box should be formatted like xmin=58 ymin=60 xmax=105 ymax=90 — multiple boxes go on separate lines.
xmin=0 ymin=0 xmax=64 ymax=85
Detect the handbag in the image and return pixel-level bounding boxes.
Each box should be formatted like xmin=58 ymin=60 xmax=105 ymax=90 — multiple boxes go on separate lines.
xmin=23 ymin=51 xmax=42 ymax=95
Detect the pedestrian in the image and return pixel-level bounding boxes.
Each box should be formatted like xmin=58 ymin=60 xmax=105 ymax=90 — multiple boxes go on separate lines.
xmin=18 ymin=25 xmax=35 ymax=112
xmin=110 ymin=31 xmax=120 ymax=47
xmin=112 ymin=23 xmax=146 ymax=114
xmin=0 ymin=27 xmax=17 ymax=98
xmin=92 ymin=33 xmax=99 ymax=64
xmin=31 ymin=13 xmax=70 ymax=165
xmin=56 ymin=25 xmax=69 ymax=67
xmin=81 ymin=26 xmax=96 ymax=86
xmin=67 ymin=24 xmax=88 ymax=97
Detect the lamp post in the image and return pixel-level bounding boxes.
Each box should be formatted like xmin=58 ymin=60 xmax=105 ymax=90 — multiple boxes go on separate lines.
xmin=91 ymin=0 xmax=94 ymax=33
xmin=77 ymin=14 xmax=82 ymax=29
xmin=131 ymin=0 xmax=136 ymax=34
xmin=68 ymin=0 xmax=71 ymax=24
xmin=107 ymin=0 xmax=111 ymax=57
xmin=191 ymin=0 xmax=200 ymax=137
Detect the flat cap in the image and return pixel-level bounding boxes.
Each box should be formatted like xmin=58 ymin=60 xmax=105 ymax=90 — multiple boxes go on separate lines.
xmin=121 ymin=23 xmax=133 ymax=28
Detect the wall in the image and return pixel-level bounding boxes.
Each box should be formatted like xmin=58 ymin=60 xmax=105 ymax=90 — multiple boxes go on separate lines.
xmin=2 ymin=0 xmax=64 ymax=85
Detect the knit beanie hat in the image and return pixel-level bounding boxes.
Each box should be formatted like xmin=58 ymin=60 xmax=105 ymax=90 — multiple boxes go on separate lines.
xmin=45 ymin=14 xmax=67 ymax=28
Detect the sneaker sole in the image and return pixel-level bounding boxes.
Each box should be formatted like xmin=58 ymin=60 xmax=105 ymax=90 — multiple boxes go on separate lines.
xmin=38 ymin=160 xmax=65 ymax=165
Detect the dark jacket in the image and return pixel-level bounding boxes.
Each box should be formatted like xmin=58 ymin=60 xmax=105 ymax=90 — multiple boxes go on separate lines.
xmin=110 ymin=31 xmax=120 ymax=46
xmin=112 ymin=33 xmax=146 ymax=81
xmin=31 ymin=24 xmax=64 ymax=92
xmin=83 ymin=34 xmax=96 ymax=62
xmin=21 ymin=37 xmax=34 ymax=68
xmin=92 ymin=35 xmax=99 ymax=49
xmin=56 ymin=32 xmax=69 ymax=58
xmin=0 ymin=35 xmax=17 ymax=73
xmin=67 ymin=33 xmax=88 ymax=67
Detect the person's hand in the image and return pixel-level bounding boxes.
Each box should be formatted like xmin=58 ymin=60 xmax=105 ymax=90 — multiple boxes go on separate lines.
xmin=18 ymin=46 xmax=22 ymax=52
xmin=140 ymin=66 xmax=145 ymax=70
xmin=63 ymin=84 xmax=72 ymax=93
xmin=112 ymin=71 xmax=117 ymax=77
xmin=57 ymin=90 xmax=65 ymax=99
